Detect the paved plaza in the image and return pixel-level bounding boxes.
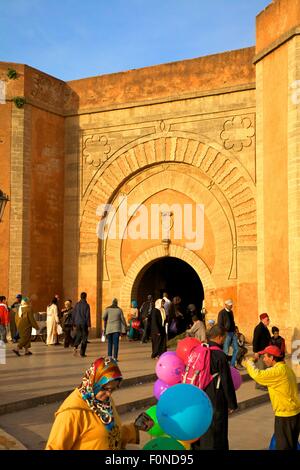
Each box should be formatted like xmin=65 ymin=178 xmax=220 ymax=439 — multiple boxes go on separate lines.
xmin=1 ymin=338 xmax=299 ymax=450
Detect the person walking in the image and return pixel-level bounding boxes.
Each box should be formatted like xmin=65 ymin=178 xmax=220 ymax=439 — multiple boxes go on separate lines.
xmin=73 ymin=292 xmax=91 ymax=358
xmin=252 ymin=312 xmax=271 ymax=390
xmin=10 ymin=294 xmax=22 ymax=342
xmin=217 ymin=299 xmax=238 ymax=368
xmin=149 ymin=299 xmax=167 ymax=359
xmin=127 ymin=300 xmax=140 ymax=341
xmin=45 ymin=357 xmax=152 ymax=450
xmin=61 ymin=300 xmax=74 ymax=348
xmin=243 ymin=345 xmax=300 ymax=450
xmin=46 ymin=298 xmax=60 ymax=345
xmin=12 ymin=298 xmax=39 ymax=356
xmin=0 ymin=296 xmax=9 ymax=343
xmin=140 ymin=294 xmax=153 ymax=343
xmin=103 ymin=298 xmax=127 ymax=361
xmin=192 ymin=325 xmax=238 ymax=450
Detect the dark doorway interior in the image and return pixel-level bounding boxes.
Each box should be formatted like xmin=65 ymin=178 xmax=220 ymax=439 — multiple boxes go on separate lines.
xmin=135 ymin=257 xmax=204 ymax=311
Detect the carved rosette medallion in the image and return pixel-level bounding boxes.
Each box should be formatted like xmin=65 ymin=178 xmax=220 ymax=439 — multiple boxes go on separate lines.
xmin=220 ymin=116 xmax=255 ymax=151
xmin=83 ymin=134 xmax=111 ymax=168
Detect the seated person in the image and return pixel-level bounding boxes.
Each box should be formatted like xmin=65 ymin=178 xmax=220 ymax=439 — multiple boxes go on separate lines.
xmin=270 ymin=326 xmax=286 ymax=358
xmin=186 ymin=315 xmax=206 ymax=342
xmin=235 ymin=326 xmax=248 ymax=369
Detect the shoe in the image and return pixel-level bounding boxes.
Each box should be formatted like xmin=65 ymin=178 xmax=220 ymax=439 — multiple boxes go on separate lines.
xmin=80 ymin=354 xmax=87 ymax=357
xmin=25 ymin=351 xmax=32 ymax=355
xmin=255 ymin=384 xmax=268 ymax=391
xmin=73 ymin=348 xmax=78 ymax=356
xmin=12 ymin=349 xmax=21 ymax=357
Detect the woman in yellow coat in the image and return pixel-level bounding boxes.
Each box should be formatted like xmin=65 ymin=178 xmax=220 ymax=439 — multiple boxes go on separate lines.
xmin=46 ymin=357 xmax=148 ymax=450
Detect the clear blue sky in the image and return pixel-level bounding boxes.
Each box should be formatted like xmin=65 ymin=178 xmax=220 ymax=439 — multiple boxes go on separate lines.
xmin=1 ymin=0 xmax=270 ymax=81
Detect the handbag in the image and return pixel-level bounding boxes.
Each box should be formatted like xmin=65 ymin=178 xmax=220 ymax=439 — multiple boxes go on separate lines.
xmin=57 ymin=324 xmax=63 ymax=335
xmin=169 ymin=319 xmax=177 ymax=335
xmin=131 ymin=319 xmax=141 ymax=330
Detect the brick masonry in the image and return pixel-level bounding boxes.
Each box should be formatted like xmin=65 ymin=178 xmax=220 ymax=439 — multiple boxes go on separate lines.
xmin=0 ymin=0 xmax=299 ymax=349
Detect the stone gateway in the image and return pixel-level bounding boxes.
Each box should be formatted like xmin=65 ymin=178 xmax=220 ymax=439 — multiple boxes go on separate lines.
xmin=0 ymin=0 xmax=299 ymax=348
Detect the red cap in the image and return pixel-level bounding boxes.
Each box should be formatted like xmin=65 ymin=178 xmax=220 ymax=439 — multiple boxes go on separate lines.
xmin=258 ymin=345 xmax=282 ymax=357
xmin=259 ymin=313 xmax=269 ymax=321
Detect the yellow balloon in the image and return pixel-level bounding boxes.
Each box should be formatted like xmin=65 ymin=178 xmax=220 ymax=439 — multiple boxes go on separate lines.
xmin=178 ymin=440 xmax=191 ymax=450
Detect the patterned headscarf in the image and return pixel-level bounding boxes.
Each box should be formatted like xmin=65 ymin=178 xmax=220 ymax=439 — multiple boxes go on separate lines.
xmin=78 ymin=357 xmax=122 ymax=429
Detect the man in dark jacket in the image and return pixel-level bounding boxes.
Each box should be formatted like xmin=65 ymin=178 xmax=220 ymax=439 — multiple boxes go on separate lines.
xmin=217 ymin=299 xmax=238 ymax=368
xmin=139 ymin=294 xmax=153 ymax=343
xmin=252 ymin=312 xmax=271 ymax=390
xmin=192 ymin=325 xmax=238 ymax=450
xmin=72 ymin=292 xmax=91 ymax=357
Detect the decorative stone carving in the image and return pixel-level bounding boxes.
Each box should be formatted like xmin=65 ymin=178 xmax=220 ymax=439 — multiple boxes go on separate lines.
xmin=220 ymin=116 xmax=255 ymax=151
xmin=83 ymin=134 xmax=111 ymax=167
xmin=30 ymin=73 xmax=64 ymax=108
xmin=28 ymin=72 xmax=77 ymax=112
xmin=157 ymin=120 xmax=171 ymax=133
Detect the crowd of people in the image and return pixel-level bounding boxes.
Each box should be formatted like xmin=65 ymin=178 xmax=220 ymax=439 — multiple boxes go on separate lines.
xmin=1 ymin=290 xmax=299 ymax=450
xmin=0 ymin=292 xmax=91 ymax=358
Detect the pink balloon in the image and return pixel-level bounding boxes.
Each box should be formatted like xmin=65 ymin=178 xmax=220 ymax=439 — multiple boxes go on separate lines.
xmin=155 ymin=352 xmax=185 ymax=385
xmin=230 ymin=366 xmax=242 ymax=390
xmin=153 ymin=379 xmax=170 ymax=400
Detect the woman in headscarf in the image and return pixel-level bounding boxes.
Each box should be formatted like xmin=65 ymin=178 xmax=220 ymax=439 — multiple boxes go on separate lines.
xmin=12 ymin=298 xmax=39 ymax=356
xmin=46 ymin=297 xmax=60 ymax=345
xmin=127 ymin=300 xmax=140 ymax=341
xmin=45 ymin=357 xmax=150 ymax=450
xmin=149 ymin=299 xmax=167 ymax=359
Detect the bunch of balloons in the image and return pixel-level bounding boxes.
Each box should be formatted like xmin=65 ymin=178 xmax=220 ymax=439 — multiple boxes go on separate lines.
xmin=143 ymin=342 xmax=211 ymax=449
xmin=143 ymin=337 xmax=243 ymax=450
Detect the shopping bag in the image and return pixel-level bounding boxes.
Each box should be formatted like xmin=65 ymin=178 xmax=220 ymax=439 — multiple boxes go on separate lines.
xmin=101 ymin=332 xmax=106 ymax=343
xmin=57 ymin=324 xmax=63 ymax=335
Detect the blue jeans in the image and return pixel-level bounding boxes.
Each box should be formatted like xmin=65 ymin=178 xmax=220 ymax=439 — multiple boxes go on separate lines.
xmin=223 ymin=332 xmax=238 ymax=366
xmin=0 ymin=325 xmax=7 ymax=342
xmin=107 ymin=332 xmax=120 ymax=360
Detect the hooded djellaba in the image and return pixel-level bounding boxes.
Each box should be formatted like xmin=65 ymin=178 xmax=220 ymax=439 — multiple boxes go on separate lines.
xmin=148 ymin=299 xmax=167 ymax=359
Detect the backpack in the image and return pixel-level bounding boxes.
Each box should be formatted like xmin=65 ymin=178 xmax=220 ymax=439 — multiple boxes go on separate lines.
xmin=181 ymin=342 xmax=223 ymax=390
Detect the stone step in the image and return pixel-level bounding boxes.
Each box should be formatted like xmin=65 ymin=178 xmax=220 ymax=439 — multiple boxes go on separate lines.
xmin=114 ymin=377 xmax=270 ymax=415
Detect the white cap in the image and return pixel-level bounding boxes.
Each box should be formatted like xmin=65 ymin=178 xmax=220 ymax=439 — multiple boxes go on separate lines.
xmin=225 ymin=299 xmax=233 ymax=306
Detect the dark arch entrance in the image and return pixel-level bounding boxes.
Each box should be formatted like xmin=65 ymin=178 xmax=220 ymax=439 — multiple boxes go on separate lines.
xmin=134 ymin=257 xmax=204 ymax=311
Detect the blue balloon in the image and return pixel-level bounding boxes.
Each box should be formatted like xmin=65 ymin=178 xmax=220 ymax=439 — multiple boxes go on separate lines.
xmin=269 ymin=434 xmax=300 ymax=450
xmin=156 ymin=383 xmax=213 ymax=441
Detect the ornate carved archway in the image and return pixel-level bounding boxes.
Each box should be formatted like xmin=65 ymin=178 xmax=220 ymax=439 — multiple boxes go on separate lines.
xmin=119 ymin=244 xmax=215 ymax=309
xmin=77 ymin=132 xmax=257 ymax=332
xmin=80 ymin=133 xmax=256 ymax=248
